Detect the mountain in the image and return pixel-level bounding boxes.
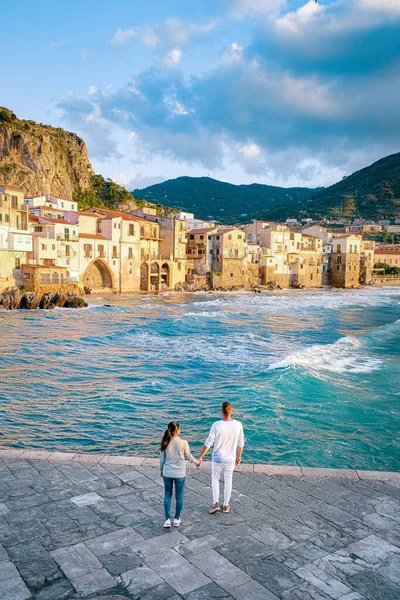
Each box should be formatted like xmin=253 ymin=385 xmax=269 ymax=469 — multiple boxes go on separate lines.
xmin=297 ymin=152 xmax=400 ymax=220
xmin=132 ymin=177 xmax=322 ymax=224
xmin=0 ymin=107 xmax=94 ymax=198
xmin=0 ymin=107 xmax=143 ymax=212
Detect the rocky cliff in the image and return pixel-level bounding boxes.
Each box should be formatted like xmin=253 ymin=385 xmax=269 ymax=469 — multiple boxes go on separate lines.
xmin=0 ymin=107 xmax=94 ymax=199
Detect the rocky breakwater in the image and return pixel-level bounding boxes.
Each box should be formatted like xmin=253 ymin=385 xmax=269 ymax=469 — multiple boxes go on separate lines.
xmin=0 ymin=290 xmax=88 ymax=310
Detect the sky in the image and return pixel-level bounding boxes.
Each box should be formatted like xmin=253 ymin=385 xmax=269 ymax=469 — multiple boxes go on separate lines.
xmin=1 ymin=0 xmax=400 ymax=190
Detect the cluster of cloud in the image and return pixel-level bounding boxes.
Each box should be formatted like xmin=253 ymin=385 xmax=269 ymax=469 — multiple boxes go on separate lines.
xmin=58 ymin=0 xmax=400 ymax=186
xmin=109 ymin=17 xmax=218 ymax=68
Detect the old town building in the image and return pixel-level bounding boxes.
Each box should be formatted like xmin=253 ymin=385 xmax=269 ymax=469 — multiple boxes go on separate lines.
xmin=0 ymin=184 xmax=33 ymax=291
xmin=329 ymin=234 xmax=361 ymax=288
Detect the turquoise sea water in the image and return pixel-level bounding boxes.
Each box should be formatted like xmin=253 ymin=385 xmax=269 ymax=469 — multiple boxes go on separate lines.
xmin=0 ymin=288 xmax=399 ymax=470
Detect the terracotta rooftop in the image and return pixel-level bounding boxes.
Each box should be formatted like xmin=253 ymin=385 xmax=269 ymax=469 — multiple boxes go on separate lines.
xmin=49 ymin=194 xmax=75 ymax=202
xmin=31 ymin=216 xmax=74 ymax=225
xmin=77 ymin=211 xmax=102 ymax=218
xmin=79 ymin=233 xmax=108 ymax=240
xmin=85 ymin=208 xmax=147 ymax=222
xmin=0 ymin=183 xmax=23 ymax=192
xmin=187 ymin=227 xmax=217 ymax=235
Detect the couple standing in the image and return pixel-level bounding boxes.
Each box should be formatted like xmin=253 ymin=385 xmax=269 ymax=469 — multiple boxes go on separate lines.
xmin=160 ymin=401 xmax=244 ymax=528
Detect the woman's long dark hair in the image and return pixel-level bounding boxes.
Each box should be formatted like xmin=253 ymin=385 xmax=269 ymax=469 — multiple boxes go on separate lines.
xmin=160 ymin=421 xmax=180 ymax=451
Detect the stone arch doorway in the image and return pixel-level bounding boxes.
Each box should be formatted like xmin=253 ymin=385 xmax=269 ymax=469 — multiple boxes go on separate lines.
xmin=83 ymin=259 xmax=113 ymax=291
xmin=150 ymin=262 xmax=160 ymax=291
xmin=161 ymin=263 xmax=170 ymax=288
xmin=140 ymin=262 xmax=149 ymax=291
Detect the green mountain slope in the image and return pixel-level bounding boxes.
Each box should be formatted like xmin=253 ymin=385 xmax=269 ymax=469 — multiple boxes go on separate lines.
xmin=134 ymin=153 xmax=400 ymax=223
xmin=133 ymin=177 xmax=322 ymax=224
xmin=299 ymin=152 xmax=400 ymax=220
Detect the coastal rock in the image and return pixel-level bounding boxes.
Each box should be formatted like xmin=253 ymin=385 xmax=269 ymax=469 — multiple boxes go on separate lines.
xmin=63 ymin=295 xmax=88 ymax=308
xmin=0 ymin=291 xmax=89 ymax=310
xmin=51 ymin=292 xmax=67 ymax=308
xmin=0 ymin=289 xmax=21 ymax=309
xmin=18 ymin=293 xmax=40 ymax=310
xmin=39 ymin=292 xmax=55 ymax=310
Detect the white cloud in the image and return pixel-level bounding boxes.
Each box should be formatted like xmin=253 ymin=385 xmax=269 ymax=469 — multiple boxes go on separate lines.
xmin=222 ymin=42 xmax=245 ymax=63
xmin=88 ymin=86 xmax=98 ymax=96
xmin=357 ymin=0 xmax=400 ymax=14
xmin=164 ymin=96 xmax=189 ymax=116
xmin=109 ymin=18 xmax=217 ymax=49
xmin=230 ymin=0 xmax=284 ymax=19
xmin=240 ymin=143 xmax=261 ymax=158
xmin=163 ymin=18 xmax=218 ymax=44
xmin=110 ymin=28 xmax=136 ymax=47
xmin=140 ymin=26 xmax=159 ymax=46
xmin=163 ymin=48 xmax=182 ymax=67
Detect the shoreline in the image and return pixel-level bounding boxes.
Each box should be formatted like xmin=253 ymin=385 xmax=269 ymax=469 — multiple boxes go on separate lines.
xmin=83 ymin=283 xmax=400 ymax=303
xmin=1 ymin=448 xmax=399 ymax=483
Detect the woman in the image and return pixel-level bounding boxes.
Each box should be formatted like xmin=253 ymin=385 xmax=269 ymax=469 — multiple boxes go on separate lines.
xmin=160 ymin=421 xmax=197 ymax=528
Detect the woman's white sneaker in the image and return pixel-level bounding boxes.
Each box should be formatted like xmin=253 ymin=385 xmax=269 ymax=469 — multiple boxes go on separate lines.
xmin=173 ymin=518 xmax=181 ymax=527
xmin=164 ymin=518 xmax=171 ymax=528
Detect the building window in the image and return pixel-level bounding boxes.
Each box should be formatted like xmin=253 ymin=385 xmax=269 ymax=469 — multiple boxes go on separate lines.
xmin=216 ymin=236 xmax=220 ymax=240
xmin=140 ymin=226 xmax=145 ymax=237
xmin=61 ymin=202 xmax=64 ymax=208
xmin=128 ymin=247 xmax=133 ymax=259
xmin=337 ymin=244 xmax=341 ymax=253
xmin=15 ymin=258 xmax=21 ymax=269
xmin=11 ymin=196 xmax=18 ymax=209
xmin=34 ymin=226 xmax=43 ymax=232
xmin=41 ymin=244 xmax=47 ymax=250
xmin=337 ymin=265 xmax=340 ymax=271
xmin=52 ymin=244 xmax=56 ymax=250
xmin=5 ymin=214 xmax=9 ymax=223
xmin=228 ymin=235 xmax=232 ymax=241
xmin=0 ymin=214 xmax=2 ymax=222
xmin=350 ymin=245 xmax=353 ymax=253
xmin=178 ymin=262 xmax=182 ymax=271
xmin=112 ymin=246 xmax=118 ymax=258
xmin=129 ymin=223 xmax=135 ymax=236
xmin=230 ymin=273 xmax=234 ymax=277
xmin=200 ymin=235 xmax=204 ymax=240
xmin=238 ymin=234 xmax=242 ymax=240
xmin=84 ymin=244 xmax=92 ymax=258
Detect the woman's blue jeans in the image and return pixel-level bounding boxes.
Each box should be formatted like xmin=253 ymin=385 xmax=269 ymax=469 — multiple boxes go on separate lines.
xmin=163 ymin=476 xmax=186 ymax=519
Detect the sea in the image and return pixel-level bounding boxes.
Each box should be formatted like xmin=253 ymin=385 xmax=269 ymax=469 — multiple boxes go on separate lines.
xmin=0 ymin=287 xmax=399 ymax=471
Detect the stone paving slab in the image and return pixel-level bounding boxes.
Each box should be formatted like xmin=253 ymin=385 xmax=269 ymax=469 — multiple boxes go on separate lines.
xmin=0 ymin=452 xmax=399 ymax=599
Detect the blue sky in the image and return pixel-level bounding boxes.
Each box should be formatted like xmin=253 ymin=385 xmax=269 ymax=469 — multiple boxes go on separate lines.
xmin=1 ymin=0 xmax=400 ymax=190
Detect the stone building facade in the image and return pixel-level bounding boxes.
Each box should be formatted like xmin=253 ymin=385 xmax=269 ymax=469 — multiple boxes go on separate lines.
xmin=329 ymin=234 xmax=361 ymax=288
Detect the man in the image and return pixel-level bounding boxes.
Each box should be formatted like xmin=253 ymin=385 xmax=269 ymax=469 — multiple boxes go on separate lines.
xmin=197 ymin=401 xmax=244 ymax=514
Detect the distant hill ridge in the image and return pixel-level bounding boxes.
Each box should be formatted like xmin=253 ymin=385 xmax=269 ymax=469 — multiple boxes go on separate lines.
xmin=133 ymin=176 xmax=322 ymax=224
xmin=134 ymin=153 xmax=400 ymax=223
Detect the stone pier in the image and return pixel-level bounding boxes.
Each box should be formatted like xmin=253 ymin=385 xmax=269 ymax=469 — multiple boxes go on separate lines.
xmin=0 ymin=450 xmax=399 ymax=600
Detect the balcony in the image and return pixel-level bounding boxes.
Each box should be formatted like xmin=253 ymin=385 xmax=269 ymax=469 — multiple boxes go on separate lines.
xmin=56 ymin=235 xmax=79 ymax=242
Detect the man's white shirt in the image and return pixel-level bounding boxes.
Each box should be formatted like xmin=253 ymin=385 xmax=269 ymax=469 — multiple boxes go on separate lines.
xmin=204 ymin=419 xmax=244 ymax=464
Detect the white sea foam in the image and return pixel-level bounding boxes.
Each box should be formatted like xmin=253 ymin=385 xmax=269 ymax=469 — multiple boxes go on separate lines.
xmin=269 ymin=335 xmax=382 ymax=374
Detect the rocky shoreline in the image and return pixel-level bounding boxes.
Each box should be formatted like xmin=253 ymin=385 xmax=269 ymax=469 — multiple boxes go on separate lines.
xmin=0 ymin=290 xmax=88 ymax=310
